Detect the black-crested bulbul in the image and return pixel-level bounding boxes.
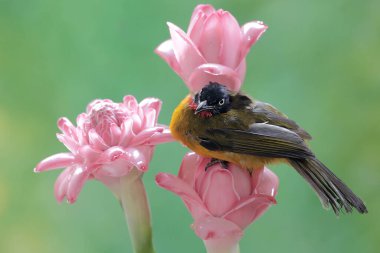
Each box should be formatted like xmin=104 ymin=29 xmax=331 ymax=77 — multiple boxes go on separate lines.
xmin=170 ymin=82 xmax=367 ymax=215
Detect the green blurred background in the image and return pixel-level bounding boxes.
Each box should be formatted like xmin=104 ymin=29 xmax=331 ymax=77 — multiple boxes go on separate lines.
xmin=1 ymin=0 xmax=379 ymax=252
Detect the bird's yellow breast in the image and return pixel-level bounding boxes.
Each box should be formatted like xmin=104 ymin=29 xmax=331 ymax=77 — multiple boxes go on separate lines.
xmin=170 ymin=95 xmax=208 ymax=154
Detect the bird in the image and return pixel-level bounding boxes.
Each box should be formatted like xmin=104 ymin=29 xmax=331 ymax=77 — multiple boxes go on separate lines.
xmin=170 ymin=82 xmax=368 ymax=215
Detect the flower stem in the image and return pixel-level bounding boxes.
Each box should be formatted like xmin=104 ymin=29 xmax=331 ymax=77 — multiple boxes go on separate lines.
xmin=203 ymin=238 xmax=240 ymax=253
xmin=119 ymin=169 xmax=156 ymax=253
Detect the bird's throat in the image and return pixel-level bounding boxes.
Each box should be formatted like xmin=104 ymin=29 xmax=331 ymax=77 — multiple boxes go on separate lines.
xmin=188 ymin=98 xmax=213 ymax=118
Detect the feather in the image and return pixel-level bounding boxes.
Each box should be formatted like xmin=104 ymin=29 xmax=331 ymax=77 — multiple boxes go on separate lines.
xmin=289 ymin=158 xmax=368 ymax=214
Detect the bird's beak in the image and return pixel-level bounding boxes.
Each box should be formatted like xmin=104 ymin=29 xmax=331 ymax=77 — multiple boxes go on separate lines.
xmin=195 ymin=100 xmax=213 ymax=114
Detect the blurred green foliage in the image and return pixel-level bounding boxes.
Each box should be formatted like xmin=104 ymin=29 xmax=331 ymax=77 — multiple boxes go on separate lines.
xmin=0 ymin=0 xmax=379 ymax=252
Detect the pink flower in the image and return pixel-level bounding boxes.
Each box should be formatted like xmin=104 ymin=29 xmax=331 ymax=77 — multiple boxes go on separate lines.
xmin=35 ymin=96 xmax=173 ymax=203
xmin=155 ymin=4 xmax=267 ymax=93
xmin=155 ymin=152 xmax=278 ymax=244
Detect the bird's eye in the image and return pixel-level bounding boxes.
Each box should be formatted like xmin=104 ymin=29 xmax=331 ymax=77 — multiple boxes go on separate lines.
xmin=218 ymin=99 xmax=225 ymax=106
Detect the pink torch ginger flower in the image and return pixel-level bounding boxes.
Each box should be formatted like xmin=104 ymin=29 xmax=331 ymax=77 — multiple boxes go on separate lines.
xmin=35 ymin=96 xmax=172 ymax=203
xmin=155 ymin=4 xmax=268 ymax=93
xmin=156 ymin=152 xmax=278 ymax=252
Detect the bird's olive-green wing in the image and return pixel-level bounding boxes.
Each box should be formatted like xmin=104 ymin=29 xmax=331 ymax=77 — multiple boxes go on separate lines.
xmin=199 ymin=123 xmax=314 ymax=159
xmin=251 ymin=101 xmax=312 ymax=140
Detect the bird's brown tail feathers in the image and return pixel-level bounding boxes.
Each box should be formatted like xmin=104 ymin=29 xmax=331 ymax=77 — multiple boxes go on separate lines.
xmin=289 ymin=158 xmax=367 ymax=215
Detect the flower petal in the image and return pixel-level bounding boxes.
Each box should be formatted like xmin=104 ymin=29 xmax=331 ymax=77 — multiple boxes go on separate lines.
xmin=57 ymin=117 xmax=78 ymax=141
xmin=97 ymin=146 xmax=125 ymax=163
xmin=118 ymin=118 xmax=134 ymax=146
xmin=123 ymin=95 xmax=139 ymax=113
xmin=221 ymin=167 xmax=279 ymax=229
xmin=194 ymin=158 xmax=211 ymax=194
xmin=66 ymin=165 xmax=90 ymax=204
xmin=98 ymin=161 xmax=133 ymax=177
xmin=130 ymin=127 xmax=164 ymax=146
xmin=198 ymin=12 xmax=222 ymax=63
xmin=252 ymin=167 xmax=279 ymax=197
xmin=131 ymin=114 xmax=143 ymax=134
xmin=228 ymin=164 xmax=252 ymax=199
xmin=193 ymin=216 xmax=243 ymax=240
xmin=178 ymin=152 xmax=204 ymax=187
xmin=86 ymin=99 xmax=113 ymax=113
xmin=200 ymin=167 xmax=240 ymax=217
xmin=188 ymin=4 xmax=215 ymax=32
xmin=109 ymin=124 xmax=122 ymax=146
xmin=76 ymin=113 xmax=87 ymax=130
xmin=96 ymin=147 xmax=134 ymax=177
xmin=187 ymin=11 xmax=207 ymax=46
xmin=56 ymin=133 xmax=79 ymax=154
xmin=240 ymin=20 xmax=268 ymax=61
xmin=88 ymin=129 xmax=109 ymax=150
xmin=235 ymin=60 xmax=246 ymax=85
xmin=222 ymin=194 xmax=276 ymax=229
xmin=187 ymin=63 xmax=241 ymax=93
xmin=220 ymin=11 xmax=242 ymax=68
xmin=144 ymin=128 xmax=175 ymax=145
xmin=167 ymin=22 xmax=207 ymax=82
xmin=124 ymin=146 xmax=152 ymax=172
xmin=35 ymin=153 xmax=76 ymax=172
xmin=156 ymin=172 xmax=211 ymax=220
xmin=139 ymin=98 xmax=162 ymax=118
xmin=141 ymin=108 xmax=157 ymax=129
xmin=78 ymin=145 xmax=101 ymax=164
xmin=154 ymin=40 xmax=182 ymax=77
xmin=187 ymin=5 xmax=215 ymax=45
xmin=54 ymin=167 xmax=73 ymax=203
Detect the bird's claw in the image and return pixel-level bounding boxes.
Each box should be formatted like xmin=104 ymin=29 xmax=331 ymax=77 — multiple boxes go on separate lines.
xmin=205 ymin=159 xmax=229 ymax=171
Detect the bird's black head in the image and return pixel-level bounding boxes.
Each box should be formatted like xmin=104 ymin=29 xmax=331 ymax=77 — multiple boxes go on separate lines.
xmin=191 ymin=82 xmax=232 ymax=117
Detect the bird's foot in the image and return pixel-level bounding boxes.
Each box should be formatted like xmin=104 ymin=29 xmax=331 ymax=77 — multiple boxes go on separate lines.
xmin=205 ymin=159 xmax=229 ymax=171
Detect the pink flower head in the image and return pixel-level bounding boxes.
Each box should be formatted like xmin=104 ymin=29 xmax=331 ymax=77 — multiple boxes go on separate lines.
xmin=35 ymin=96 xmax=173 ymax=203
xmin=155 ymin=4 xmax=267 ymax=93
xmin=155 ymin=152 xmax=278 ymax=241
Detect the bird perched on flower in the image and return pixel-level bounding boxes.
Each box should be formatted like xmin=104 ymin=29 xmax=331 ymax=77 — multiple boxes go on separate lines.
xmin=156 ymin=4 xmax=367 ymax=215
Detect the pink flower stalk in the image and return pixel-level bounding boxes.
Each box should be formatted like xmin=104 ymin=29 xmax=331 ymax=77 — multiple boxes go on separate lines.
xmin=156 ymin=152 xmax=278 ymax=253
xmin=35 ymin=96 xmax=172 ymax=203
xmin=35 ymin=96 xmax=173 ymax=253
xmin=155 ymin=4 xmax=267 ymax=93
